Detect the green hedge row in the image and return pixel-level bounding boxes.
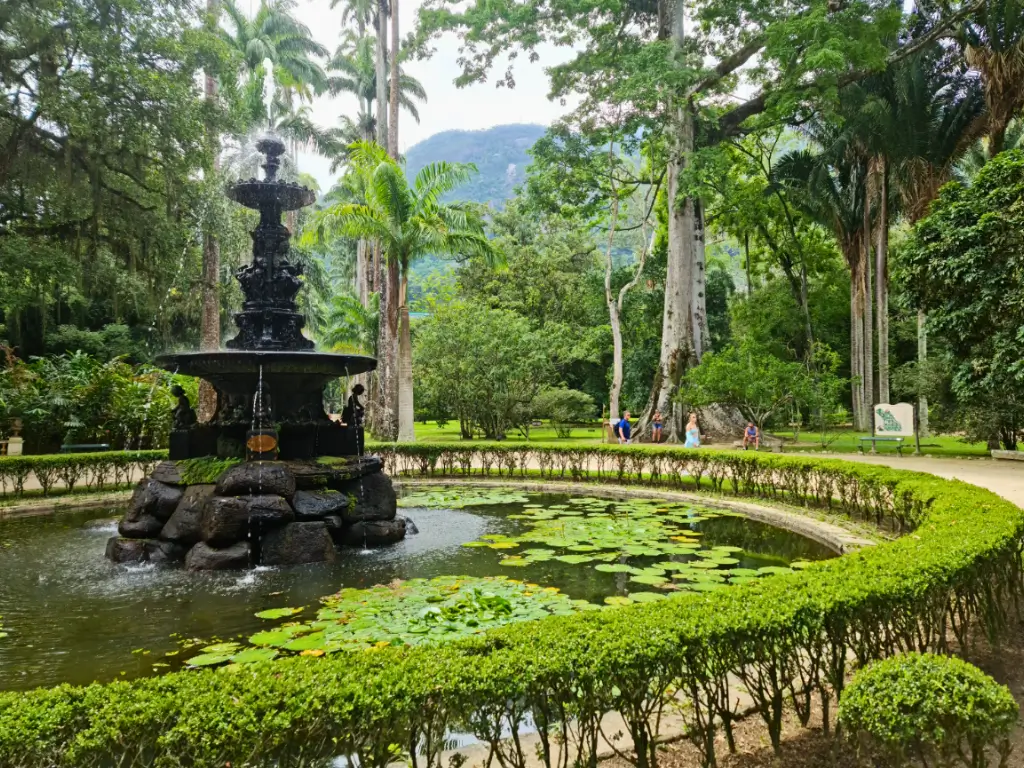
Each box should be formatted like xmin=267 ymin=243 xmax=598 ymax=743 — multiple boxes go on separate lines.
xmin=0 ymin=445 xmax=1021 ymax=768
xmin=0 ymin=450 xmax=167 ymax=498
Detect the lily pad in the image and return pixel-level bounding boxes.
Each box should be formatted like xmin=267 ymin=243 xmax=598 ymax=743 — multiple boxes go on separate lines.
xmin=230 ymin=648 xmax=279 ymax=664
xmin=594 ymin=563 xmax=634 ymax=573
xmin=255 ymin=607 xmax=304 ymax=620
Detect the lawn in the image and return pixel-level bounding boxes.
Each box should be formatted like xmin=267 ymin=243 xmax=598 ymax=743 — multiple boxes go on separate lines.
xmin=409 ymin=421 xmax=990 ymax=458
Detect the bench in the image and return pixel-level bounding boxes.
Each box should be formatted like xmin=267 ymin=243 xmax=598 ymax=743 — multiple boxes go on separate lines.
xmin=60 ymin=443 xmax=111 ymax=454
xmin=858 ymin=436 xmax=904 ymax=456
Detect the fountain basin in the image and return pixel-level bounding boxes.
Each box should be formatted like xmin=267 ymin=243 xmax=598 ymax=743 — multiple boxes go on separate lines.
xmin=156 ymin=350 xmax=376 ymax=398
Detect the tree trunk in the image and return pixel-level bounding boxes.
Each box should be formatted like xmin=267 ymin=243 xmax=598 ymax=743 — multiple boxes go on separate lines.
xmin=744 ymin=233 xmax=752 ymax=297
xmin=397 ymin=270 xmax=415 ymax=441
xmin=691 ymin=198 xmax=708 ymax=362
xmin=876 ymin=158 xmax=890 ymax=405
xmin=604 ymin=158 xmax=624 ymax=421
xmin=862 ymin=205 xmax=874 ymax=427
xmin=370 ymin=251 xmax=400 ymax=440
xmin=387 ymin=0 xmax=399 ymax=159
xmin=374 ymin=0 xmax=388 ymax=148
xmin=850 ymin=259 xmax=865 ymax=431
xmin=638 ymin=103 xmax=695 ymax=443
xmin=356 ymin=239 xmax=368 ymax=305
xmin=917 ymin=309 xmax=929 ymax=436
xmin=198 ymin=0 xmax=221 ymax=423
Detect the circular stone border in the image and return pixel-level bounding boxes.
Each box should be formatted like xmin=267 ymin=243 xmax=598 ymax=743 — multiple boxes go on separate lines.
xmin=395 ymin=478 xmax=876 ymax=555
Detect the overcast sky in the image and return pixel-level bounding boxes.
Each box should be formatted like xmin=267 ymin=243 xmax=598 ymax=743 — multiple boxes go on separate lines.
xmin=281 ymin=0 xmax=580 ymax=190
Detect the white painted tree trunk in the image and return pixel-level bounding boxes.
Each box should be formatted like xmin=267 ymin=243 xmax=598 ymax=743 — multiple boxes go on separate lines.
xmin=918 ymin=309 xmax=929 ymax=436
xmin=691 ymin=198 xmax=708 ymax=362
xmin=374 ymin=0 xmax=388 ymax=147
xmin=397 ymin=273 xmax=415 ymax=442
xmin=876 ymin=160 xmax=890 ymax=405
xmin=387 ymin=0 xmax=399 ymax=159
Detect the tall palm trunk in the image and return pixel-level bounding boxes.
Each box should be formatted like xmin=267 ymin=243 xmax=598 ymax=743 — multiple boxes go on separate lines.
xmin=198 ymin=0 xmax=221 ymax=423
xmin=388 ymin=0 xmax=399 ymax=159
xmin=863 ymin=234 xmax=874 ymax=426
xmin=374 ymin=0 xmax=388 ymax=147
xmin=850 ymin=261 xmax=864 ymax=430
xmin=397 ymin=270 xmax=415 ymax=441
xmin=876 ymin=158 xmax=890 ymax=404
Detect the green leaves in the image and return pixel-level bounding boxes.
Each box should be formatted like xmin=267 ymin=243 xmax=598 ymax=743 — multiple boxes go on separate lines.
xmin=839 ymin=653 xmax=1019 ymax=766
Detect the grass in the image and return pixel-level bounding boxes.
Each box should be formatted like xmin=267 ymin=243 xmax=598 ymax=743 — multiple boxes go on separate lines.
xmin=409 ymin=421 xmax=990 ymax=458
xmin=412 ymin=420 xmax=607 ymax=445
xmin=773 ymin=429 xmax=990 ymax=457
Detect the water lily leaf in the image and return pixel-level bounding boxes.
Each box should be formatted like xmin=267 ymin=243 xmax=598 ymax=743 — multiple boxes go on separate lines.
xmin=629 ymin=575 xmax=668 ymax=586
xmin=255 ymin=607 xmax=304 ymax=620
xmin=188 ymin=653 xmax=233 ymax=667
xmin=200 ymin=642 xmax=240 ymax=654
xmin=712 ymin=546 xmax=743 ymax=553
xmin=758 ymin=566 xmax=794 ymax=576
xmin=284 ymin=632 xmax=327 ymax=652
xmin=604 ymin=596 xmax=633 ymax=606
xmin=628 ymin=592 xmax=665 ymax=603
xmin=594 ymin=563 xmax=633 ymax=573
xmin=499 ymin=557 xmax=529 ymax=567
xmin=230 ymin=648 xmax=278 ymax=664
xmin=248 ymin=630 xmax=293 ymax=647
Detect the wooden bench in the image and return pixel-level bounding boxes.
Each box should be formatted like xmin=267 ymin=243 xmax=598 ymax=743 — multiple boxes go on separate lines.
xmin=60 ymin=443 xmax=111 ymax=454
xmin=859 ymin=436 xmax=904 ymax=456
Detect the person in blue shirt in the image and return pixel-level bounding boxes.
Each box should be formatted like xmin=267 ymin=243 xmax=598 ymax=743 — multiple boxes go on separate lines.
xmin=616 ymin=410 xmax=632 ymax=444
xmin=684 ymin=413 xmax=701 ymax=448
xmin=742 ymin=422 xmax=760 ymax=450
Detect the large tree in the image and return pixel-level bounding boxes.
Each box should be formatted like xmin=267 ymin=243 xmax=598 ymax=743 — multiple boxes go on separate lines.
xmin=307 ymin=141 xmax=497 ymax=441
xmin=414 ymin=0 xmax=989 ymax=440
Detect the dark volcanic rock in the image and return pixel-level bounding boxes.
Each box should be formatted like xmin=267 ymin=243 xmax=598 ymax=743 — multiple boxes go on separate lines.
xmin=343 ymin=518 xmax=406 ymax=547
xmin=399 ymin=515 xmax=419 ymax=535
xmin=150 ymin=460 xmax=184 ymax=486
xmin=337 ymin=472 xmax=397 ymax=524
xmin=118 ymin=514 xmax=164 ymax=538
xmin=240 ymin=494 xmax=294 ymax=525
xmin=160 ymin=484 xmax=215 ymax=545
xmin=289 ymin=457 xmax=383 ymax=489
xmin=323 ymin=514 xmax=345 ymax=539
xmin=127 ymin=478 xmax=183 ymax=523
xmin=292 ymin=489 xmax=349 ymax=520
xmin=260 ymin=522 xmax=338 ymax=566
xmin=106 ymin=536 xmax=150 ymax=563
xmin=215 ymin=462 xmax=295 ymax=499
xmin=200 ymin=496 xmax=251 ymax=546
xmin=186 ymin=541 xmax=251 ymax=571
xmin=147 ymin=539 xmax=189 ymax=564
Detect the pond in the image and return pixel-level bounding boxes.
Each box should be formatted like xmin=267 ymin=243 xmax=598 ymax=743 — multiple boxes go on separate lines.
xmin=0 ymin=486 xmax=834 ymax=691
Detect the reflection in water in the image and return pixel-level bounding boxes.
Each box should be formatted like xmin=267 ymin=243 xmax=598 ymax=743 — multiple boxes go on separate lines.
xmin=0 ymin=492 xmax=832 ymax=691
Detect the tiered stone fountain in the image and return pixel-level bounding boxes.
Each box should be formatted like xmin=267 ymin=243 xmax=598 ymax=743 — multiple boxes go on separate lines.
xmin=106 ymin=136 xmax=405 ymax=570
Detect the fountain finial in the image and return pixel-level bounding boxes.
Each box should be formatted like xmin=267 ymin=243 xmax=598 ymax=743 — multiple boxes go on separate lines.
xmin=255 ymin=135 xmax=287 ymax=182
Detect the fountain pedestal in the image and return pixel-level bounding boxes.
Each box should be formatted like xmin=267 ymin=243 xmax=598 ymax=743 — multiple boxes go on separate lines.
xmin=108 ymin=136 xmax=403 ymax=569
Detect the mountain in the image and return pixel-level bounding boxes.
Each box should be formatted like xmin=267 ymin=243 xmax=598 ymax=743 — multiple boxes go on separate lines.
xmin=403 ymin=124 xmax=548 ymax=207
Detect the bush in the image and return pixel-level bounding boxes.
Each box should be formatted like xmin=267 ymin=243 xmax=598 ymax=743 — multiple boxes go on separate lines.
xmin=0 ymin=450 xmax=167 ymax=497
xmin=0 ymin=446 xmax=1021 ymax=768
xmin=530 ymin=387 xmax=596 ymax=437
xmin=839 ymin=653 xmax=1018 ymax=768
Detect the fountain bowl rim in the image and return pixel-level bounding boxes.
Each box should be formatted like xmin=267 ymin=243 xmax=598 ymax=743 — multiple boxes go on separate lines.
xmin=155 ymin=350 xmax=377 ymax=379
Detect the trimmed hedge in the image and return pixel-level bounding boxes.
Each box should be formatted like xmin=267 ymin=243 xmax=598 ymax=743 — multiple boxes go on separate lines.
xmin=839 ymin=653 xmax=1018 ymax=767
xmin=0 ymin=450 xmax=167 ymax=498
xmin=0 ymin=445 xmax=1021 ymax=768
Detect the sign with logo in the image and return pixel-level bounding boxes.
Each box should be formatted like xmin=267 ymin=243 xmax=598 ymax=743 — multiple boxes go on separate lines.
xmin=873 ymin=403 xmax=914 ymax=437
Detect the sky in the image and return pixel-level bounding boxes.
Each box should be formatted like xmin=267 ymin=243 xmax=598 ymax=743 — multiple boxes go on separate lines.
xmin=284 ymin=0 xmax=581 ymax=190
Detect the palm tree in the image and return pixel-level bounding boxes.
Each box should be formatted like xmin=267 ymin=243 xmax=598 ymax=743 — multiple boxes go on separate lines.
xmin=841 ymin=49 xmax=985 ymax=405
xmin=219 ymin=0 xmax=329 ymax=126
xmin=775 ymin=139 xmax=872 ymax=430
xmin=955 ymin=118 xmax=1024 ymax=181
xmin=327 ymin=35 xmax=427 ymax=142
xmin=332 ymin=0 xmax=375 ymax=37
xmin=963 ymin=0 xmax=1024 ymax=156
xmin=307 ymin=141 xmax=498 ymax=441
xmin=322 ymin=292 xmax=380 ymax=355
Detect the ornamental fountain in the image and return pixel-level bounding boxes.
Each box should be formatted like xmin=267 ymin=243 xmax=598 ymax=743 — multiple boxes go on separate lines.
xmin=107 ymin=136 xmax=405 ymax=570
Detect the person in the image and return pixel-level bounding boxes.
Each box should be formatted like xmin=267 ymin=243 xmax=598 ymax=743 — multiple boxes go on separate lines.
xmin=684 ymin=412 xmax=701 ymax=448
xmin=616 ymin=410 xmax=632 ymax=444
xmin=652 ymin=410 xmax=663 ymax=443
xmin=341 ymin=383 xmax=366 ymax=427
xmin=743 ymin=422 xmax=760 ymax=450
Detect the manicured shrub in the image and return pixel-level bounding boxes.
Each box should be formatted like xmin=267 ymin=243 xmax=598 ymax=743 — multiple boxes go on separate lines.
xmin=0 ymin=450 xmax=166 ymax=497
xmin=839 ymin=653 xmax=1018 ymax=768
xmin=0 ymin=446 xmax=1020 ymax=768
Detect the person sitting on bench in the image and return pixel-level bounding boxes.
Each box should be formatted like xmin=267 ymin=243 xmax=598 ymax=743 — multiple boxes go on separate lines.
xmin=742 ymin=422 xmax=760 ymax=450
